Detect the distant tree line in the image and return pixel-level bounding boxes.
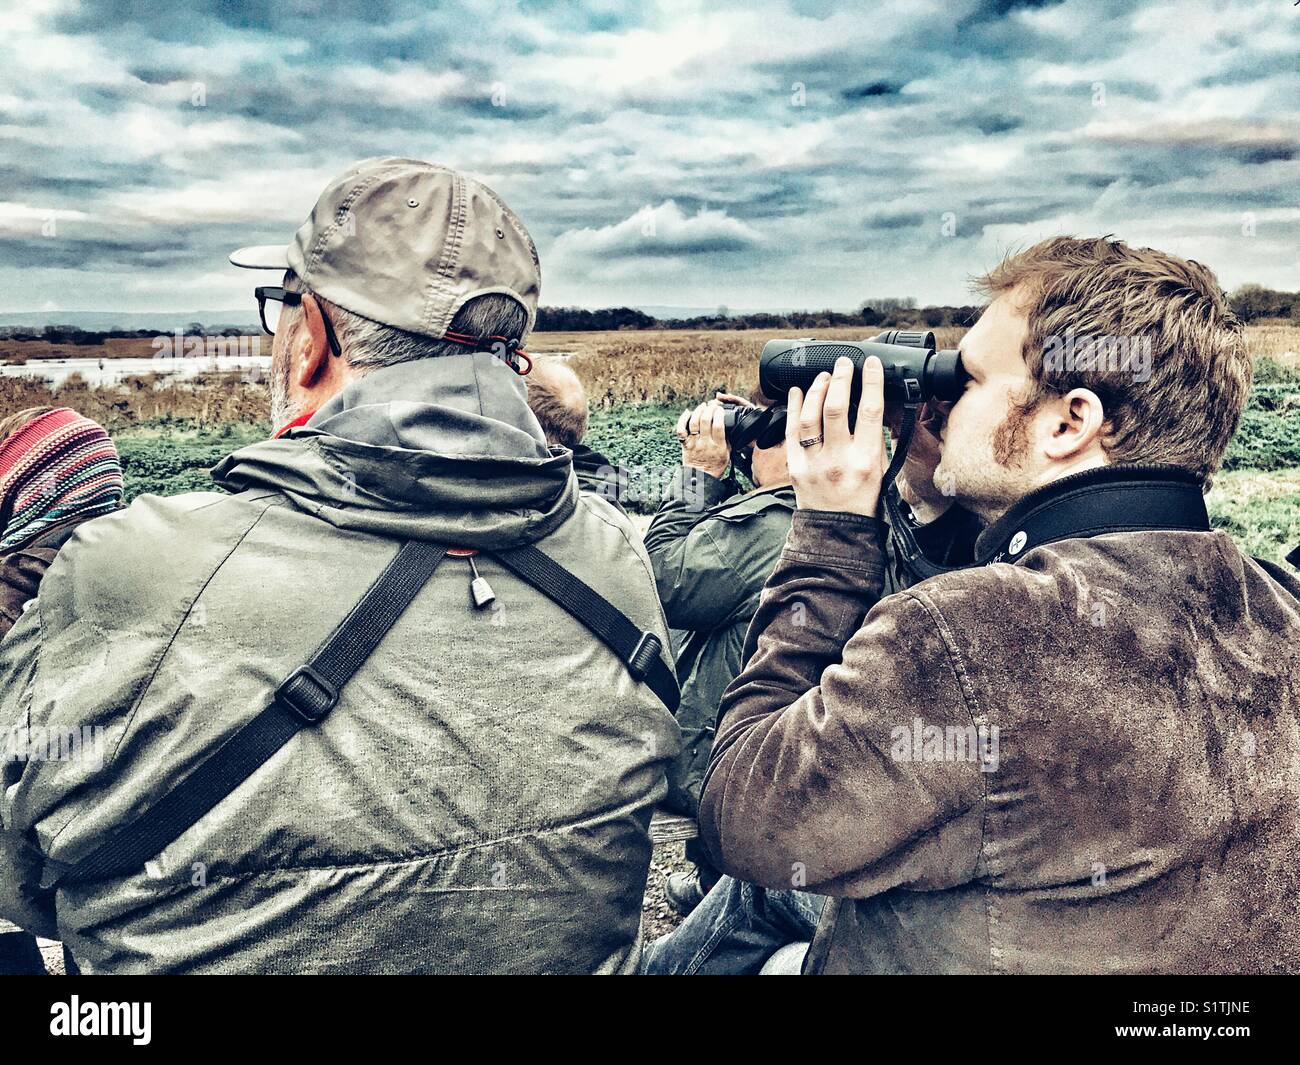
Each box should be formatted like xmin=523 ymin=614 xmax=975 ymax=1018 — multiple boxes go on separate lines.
xmin=5 ymin=287 xmax=1295 ymax=343
xmin=0 ymin=324 xmax=253 ymax=344
xmin=1228 ymin=285 xmax=1300 ymax=323
xmin=536 ymin=297 xmax=984 ymax=332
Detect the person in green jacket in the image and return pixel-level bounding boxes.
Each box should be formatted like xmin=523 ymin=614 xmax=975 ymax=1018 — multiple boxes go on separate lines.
xmin=644 ymin=391 xmax=794 ymax=915
xmin=0 ymin=158 xmax=679 ymax=974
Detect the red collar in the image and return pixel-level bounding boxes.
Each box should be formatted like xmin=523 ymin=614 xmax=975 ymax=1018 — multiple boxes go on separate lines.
xmin=273 ymin=410 xmax=316 ymax=439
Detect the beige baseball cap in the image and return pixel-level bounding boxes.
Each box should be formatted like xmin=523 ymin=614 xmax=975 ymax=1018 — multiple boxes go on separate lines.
xmin=230 ymin=156 xmax=541 ymax=339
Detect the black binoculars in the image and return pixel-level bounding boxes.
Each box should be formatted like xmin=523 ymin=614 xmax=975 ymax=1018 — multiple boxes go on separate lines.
xmin=722 ymin=330 xmax=968 ymax=452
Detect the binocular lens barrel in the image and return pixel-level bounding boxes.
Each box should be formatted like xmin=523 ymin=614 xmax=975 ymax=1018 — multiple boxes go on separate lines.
xmin=758 ymin=334 xmax=968 ymax=406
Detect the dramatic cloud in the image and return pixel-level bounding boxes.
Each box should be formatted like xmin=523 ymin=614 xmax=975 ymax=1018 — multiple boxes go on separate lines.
xmin=0 ymin=0 xmax=1296 ymax=316
xmin=553 ymin=201 xmax=763 ymax=258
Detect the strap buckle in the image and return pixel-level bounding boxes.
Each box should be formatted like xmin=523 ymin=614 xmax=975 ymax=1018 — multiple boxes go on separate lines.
xmin=275 ymin=665 xmax=339 ymax=724
xmin=627 ymin=632 xmax=662 ymax=682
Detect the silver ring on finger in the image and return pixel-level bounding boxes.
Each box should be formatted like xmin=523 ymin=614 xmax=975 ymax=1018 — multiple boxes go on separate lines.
xmin=798 ymin=435 xmax=823 ymax=448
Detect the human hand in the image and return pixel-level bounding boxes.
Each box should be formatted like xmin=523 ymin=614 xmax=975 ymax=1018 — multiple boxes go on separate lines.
xmin=675 ymin=399 xmax=732 ymax=480
xmin=785 ymin=355 xmax=886 ymax=516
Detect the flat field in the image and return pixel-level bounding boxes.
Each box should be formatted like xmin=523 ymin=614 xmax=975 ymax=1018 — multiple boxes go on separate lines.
xmin=5 ymin=324 xmax=1296 ymax=562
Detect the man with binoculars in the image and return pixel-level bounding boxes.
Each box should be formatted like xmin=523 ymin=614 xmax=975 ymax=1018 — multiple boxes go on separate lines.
xmin=644 ymin=389 xmax=795 ymax=914
xmin=647 ymin=235 xmax=1300 ymax=975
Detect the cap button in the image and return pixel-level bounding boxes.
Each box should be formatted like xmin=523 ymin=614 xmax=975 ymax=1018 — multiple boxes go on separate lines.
xmin=1008 ymin=530 xmax=1028 ymax=556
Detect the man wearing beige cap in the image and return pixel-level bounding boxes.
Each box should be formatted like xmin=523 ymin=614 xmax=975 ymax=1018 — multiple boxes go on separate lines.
xmin=0 ymin=158 xmax=680 ymax=974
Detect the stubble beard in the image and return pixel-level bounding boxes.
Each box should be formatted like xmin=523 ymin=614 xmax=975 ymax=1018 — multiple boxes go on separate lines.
xmin=934 ymin=402 xmax=1037 ymax=524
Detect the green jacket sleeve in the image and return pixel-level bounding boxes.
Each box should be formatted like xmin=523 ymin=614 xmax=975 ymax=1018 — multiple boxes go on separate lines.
xmin=643 ymin=467 xmax=752 ymax=632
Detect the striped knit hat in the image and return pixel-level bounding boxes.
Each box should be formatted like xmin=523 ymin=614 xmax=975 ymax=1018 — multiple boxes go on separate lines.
xmin=0 ymin=408 xmax=124 ymax=552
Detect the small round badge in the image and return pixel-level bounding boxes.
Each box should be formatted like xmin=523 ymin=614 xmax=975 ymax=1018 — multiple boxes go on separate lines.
xmin=1008 ymin=530 xmax=1028 ymax=555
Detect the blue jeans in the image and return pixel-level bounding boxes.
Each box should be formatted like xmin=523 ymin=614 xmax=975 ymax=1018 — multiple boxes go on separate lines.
xmin=642 ymin=875 xmax=826 ymax=975
xmin=0 ymin=928 xmax=46 ymax=975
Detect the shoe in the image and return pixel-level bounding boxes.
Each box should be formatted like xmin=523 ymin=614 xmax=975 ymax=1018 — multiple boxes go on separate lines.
xmin=665 ymin=865 xmax=719 ymax=917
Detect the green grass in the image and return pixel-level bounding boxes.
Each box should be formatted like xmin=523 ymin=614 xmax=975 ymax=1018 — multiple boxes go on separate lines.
xmin=111 ymin=387 xmax=1300 ymax=566
xmin=585 ymin=403 xmax=686 ymax=509
xmin=1207 ymin=470 xmax=1300 ymax=565
xmin=1223 ymin=384 xmax=1300 ymax=471
xmin=116 ymin=419 xmax=269 ymax=502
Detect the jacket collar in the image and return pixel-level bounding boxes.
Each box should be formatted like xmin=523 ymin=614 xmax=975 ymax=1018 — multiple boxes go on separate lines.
xmin=570 ymin=441 xmax=618 ymax=473
xmin=729 ymin=481 xmax=796 ymax=506
xmin=973 ymin=464 xmax=1210 ymax=566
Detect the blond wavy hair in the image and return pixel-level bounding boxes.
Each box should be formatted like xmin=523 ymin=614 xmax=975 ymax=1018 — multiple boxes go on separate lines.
xmin=0 ymin=406 xmax=54 ymax=446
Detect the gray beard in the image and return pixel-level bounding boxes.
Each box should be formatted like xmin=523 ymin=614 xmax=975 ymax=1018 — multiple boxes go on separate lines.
xmin=269 ymin=349 xmax=300 ymax=429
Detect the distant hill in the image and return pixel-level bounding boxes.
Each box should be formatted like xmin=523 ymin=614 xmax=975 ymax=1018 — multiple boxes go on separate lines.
xmin=2 ymin=283 xmax=1293 ymax=334
xmin=0 ymin=310 xmax=259 ymax=332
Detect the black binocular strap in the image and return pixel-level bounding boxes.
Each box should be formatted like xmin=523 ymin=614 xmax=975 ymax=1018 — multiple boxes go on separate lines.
xmin=880 ymin=405 xmax=955 ymax=583
xmin=58 ymin=540 xmax=449 ymax=886
xmin=490 ymin=544 xmax=680 ymax=714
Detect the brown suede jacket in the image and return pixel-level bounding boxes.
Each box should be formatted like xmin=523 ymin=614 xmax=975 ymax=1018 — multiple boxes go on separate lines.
xmin=701 ymin=468 xmax=1300 ymax=974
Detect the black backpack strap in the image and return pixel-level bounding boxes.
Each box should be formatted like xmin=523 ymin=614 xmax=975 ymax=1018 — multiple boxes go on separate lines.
xmin=490 ymin=544 xmax=680 ymax=713
xmin=57 ymin=540 xmax=448 ymax=886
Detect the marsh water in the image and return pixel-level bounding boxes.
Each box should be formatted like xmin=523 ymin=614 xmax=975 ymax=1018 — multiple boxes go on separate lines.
xmin=0 ymin=356 xmax=273 ymax=388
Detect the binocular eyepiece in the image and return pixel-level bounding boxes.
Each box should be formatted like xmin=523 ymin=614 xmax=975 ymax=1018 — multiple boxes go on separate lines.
xmin=722 ymin=330 xmax=968 ymax=454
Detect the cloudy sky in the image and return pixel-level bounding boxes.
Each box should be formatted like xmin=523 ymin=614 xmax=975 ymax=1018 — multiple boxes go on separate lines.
xmin=0 ymin=0 xmax=1297 ymax=316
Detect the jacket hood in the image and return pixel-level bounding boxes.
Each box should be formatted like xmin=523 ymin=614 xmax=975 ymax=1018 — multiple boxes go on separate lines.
xmin=211 ymin=352 xmax=577 ymax=547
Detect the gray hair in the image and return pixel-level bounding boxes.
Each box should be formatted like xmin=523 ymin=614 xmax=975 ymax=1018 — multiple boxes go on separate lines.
xmin=282 ymin=272 xmax=528 ymax=370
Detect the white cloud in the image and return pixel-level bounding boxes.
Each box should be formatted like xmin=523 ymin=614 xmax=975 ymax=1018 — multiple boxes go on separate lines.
xmin=101 ymin=166 xmax=338 ymax=226
xmin=337 ymin=65 xmax=469 ymax=106
xmin=0 ymin=202 xmax=91 ymax=227
xmin=551 ymin=200 xmax=763 ymax=262
xmin=1082 ymin=118 xmax=1300 ymax=151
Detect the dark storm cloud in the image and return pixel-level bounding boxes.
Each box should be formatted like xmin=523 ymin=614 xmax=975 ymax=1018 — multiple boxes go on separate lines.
xmin=843 ymin=82 xmax=902 ymax=99
xmin=54 ymin=0 xmax=407 ymax=37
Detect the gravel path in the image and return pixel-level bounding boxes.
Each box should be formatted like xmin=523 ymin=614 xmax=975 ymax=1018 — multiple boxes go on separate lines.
xmin=643 ymin=842 xmax=691 ymax=943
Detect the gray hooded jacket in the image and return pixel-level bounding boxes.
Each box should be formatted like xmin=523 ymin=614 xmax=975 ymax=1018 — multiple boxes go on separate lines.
xmin=0 ymin=352 xmax=679 ymax=974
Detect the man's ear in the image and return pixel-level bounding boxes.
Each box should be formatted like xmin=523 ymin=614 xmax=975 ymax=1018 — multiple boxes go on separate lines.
xmin=294 ymin=293 xmax=333 ymax=388
xmin=1043 ymin=387 xmax=1107 ymax=462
